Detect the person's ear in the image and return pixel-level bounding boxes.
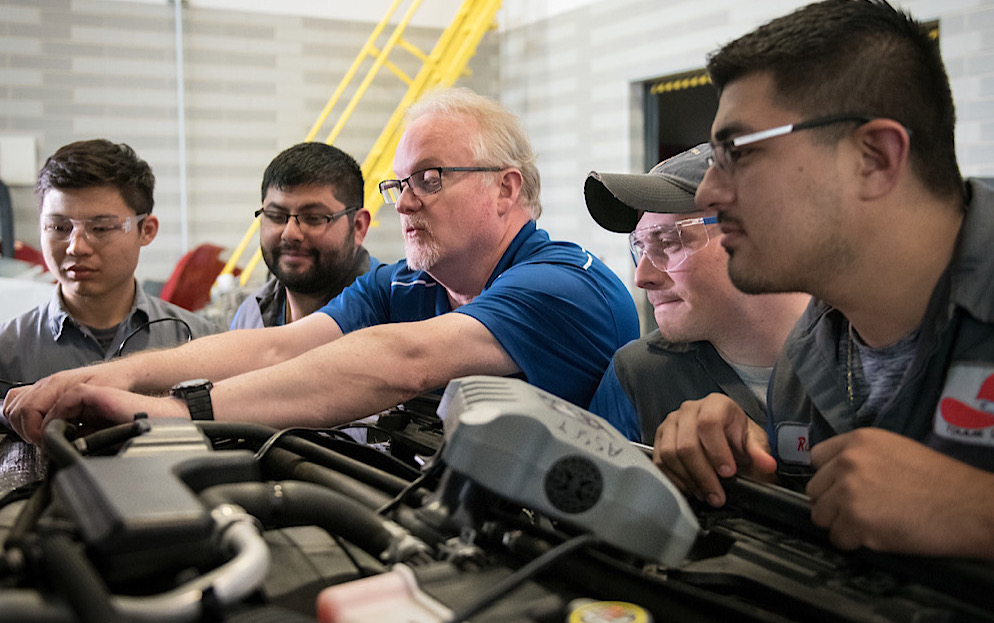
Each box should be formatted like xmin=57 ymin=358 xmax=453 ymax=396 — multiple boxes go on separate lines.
xmin=139 ymin=214 xmax=158 ymax=247
xmin=496 ymin=168 xmax=523 ymax=215
xmin=852 ymin=119 xmax=911 ymax=201
xmin=352 ymin=208 xmax=371 ymax=245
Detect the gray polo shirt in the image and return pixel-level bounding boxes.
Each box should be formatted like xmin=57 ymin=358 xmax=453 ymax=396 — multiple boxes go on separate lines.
xmin=0 ymin=281 xmax=223 ymax=496
xmin=0 ymin=281 xmax=223 ymax=385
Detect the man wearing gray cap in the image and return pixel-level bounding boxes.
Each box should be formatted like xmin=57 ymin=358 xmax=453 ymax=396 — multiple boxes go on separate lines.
xmin=584 ymin=144 xmax=809 ymax=443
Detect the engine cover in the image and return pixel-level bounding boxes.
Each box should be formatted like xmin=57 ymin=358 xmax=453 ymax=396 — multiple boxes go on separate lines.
xmin=437 ymin=376 xmax=699 ymax=566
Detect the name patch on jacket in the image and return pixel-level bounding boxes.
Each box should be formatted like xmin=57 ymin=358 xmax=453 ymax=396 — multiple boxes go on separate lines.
xmin=775 ymin=422 xmax=811 ymax=465
xmin=934 ymin=363 xmax=994 ymax=446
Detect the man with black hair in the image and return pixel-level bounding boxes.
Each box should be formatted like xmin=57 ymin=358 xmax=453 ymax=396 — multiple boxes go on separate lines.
xmin=0 ymin=139 xmax=221 ymax=386
xmin=231 ymin=142 xmax=376 ymax=329
xmin=5 ymin=88 xmax=637 ymax=445
xmin=0 ymin=139 xmax=221 ymax=492
xmin=654 ymin=0 xmax=994 ymax=559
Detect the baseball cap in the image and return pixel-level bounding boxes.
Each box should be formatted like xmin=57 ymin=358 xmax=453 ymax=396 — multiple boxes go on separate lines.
xmin=584 ymin=142 xmax=711 ymax=233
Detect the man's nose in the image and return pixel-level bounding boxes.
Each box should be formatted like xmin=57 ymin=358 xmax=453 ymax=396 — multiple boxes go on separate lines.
xmin=65 ymin=227 xmax=93 ymax=255
xmin=393 ymin=184 xmax=420 ymax=214
xmin=694 ymin=165 xmax=733 ymax=213
xmin=634 ymin=253 xmax=670 ymax=289
xmin=281 ymin=216 xmax=305 ymax=240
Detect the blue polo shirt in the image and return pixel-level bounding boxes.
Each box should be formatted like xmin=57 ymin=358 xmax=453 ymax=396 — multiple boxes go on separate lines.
xmin=319 ymin=221 xmax=639 ymax=407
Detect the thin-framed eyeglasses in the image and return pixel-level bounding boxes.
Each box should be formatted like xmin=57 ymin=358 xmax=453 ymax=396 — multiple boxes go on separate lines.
xmin=629 ymin=215 xmax=719 ymax=272
xmin=708 ymin=113 xmax=878 ymax=174
xmin=379 ymin=166 xmax=504 ymax=205
xmin=40 ymin=214 xmax=147 ymax=244
xmin=254 ymin=206 xmax=358 ymax=232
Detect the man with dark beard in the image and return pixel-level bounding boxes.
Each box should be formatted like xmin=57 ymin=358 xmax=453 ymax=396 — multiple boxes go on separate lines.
xmin=5 ymin=87 xmax=637 ymax=440
xmin=230 ymin=142 xmax=376 ymax=329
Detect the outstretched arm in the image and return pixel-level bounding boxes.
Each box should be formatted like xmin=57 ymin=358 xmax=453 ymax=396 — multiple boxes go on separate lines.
xmin=37 ymin=312 xmax=519 ymax=433
xmin=5 ymin=313 xmax=340 ymax=443
xmin=207 ymin=312 xmax=519 ymax=428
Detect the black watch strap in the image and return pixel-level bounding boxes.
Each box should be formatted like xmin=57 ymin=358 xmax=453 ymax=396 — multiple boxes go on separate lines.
xmin=170 ymin=379 xmax=214 ymax=421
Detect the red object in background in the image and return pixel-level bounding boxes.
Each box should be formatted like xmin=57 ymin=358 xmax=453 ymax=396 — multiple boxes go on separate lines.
xmin=13 ymin=240 xmax=48 ymax=272
xmin=160 ymin=243 xmax=240 ymax=312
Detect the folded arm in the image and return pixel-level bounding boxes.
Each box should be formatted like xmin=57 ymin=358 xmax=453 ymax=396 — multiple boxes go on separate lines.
xmin=808 ymin=428 xmax=994 ymax=559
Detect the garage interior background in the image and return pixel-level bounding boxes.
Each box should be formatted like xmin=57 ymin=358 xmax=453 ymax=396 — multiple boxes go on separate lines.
xmin=1 ymin=0 xmax=992 ymax=330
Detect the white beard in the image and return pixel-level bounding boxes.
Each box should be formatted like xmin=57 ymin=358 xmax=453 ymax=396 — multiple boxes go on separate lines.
xmin=405 ymin=234 xmax=440 ymax=271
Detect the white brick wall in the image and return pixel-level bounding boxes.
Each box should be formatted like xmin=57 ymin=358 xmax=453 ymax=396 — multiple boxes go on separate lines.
xmin=0 ymin=0 xmax=497 ymax=287
xmin=498 ymin=0 xmax=994 ymax=327
xmin=3 ymin=0 xmax=991 ymax=317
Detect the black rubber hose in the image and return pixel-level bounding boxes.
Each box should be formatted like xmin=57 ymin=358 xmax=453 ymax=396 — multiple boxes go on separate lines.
xmin=199 ymin=481 xmax=402 ymax=561
xmin=37 ymin=533 xmax=121 ymax=623
xmin=198 ymin=422 xmax=418 ymax=497
xmin=72 ymin=419 xmax=151 ymax=456
xmin=260 ymin=446 xmax=393 ymax=510
xmin=3 ymin=479 xmax=52 ymax=552
xmin=41 ymin=420 xmax=80 ymax=468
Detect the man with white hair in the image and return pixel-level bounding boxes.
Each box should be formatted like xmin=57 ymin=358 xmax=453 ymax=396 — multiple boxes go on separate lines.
xmin=5 ymin=87 xmax=638 ymax=441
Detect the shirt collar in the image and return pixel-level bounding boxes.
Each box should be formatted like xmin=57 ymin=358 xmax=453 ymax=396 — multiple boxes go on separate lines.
xmin=46 ymin=279 xmax=145 ymax=339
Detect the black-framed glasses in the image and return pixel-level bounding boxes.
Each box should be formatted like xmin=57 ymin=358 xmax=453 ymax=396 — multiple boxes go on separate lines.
xmin=254 ymin=206 xmax=358 ymax=232
xmin=629 ymin=215 xmax=718 ymax=272
xmin=378 ymin=166 xmax=504 ymax=205
xmin=40 ymin=214 xmax=147 ymax=244
xmin=708 ymin=113 xmax=878 ymax=174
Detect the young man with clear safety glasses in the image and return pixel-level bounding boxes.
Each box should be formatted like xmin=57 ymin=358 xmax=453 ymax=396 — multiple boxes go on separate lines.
xmin=4 ymin=88 xmax=638 ymax=448
xmin=0 ymin=139 xmax=222 ymax=492
xmin=585 ymin=144 xmax=808 ymax=443
xmin=654 ymin=0 xmax=994 ymax=560
xmin=0 ymin=139 xmax=223 ymax=384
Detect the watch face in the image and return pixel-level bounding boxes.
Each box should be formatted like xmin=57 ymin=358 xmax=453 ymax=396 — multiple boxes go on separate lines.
xmin=172 ymin=379 xmax=214 ymax=421
xmin=174 ymin=379 xmax=212 ymax=393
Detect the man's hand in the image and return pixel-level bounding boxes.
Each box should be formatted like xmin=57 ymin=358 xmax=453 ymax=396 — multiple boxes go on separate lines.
xmin=37 ymin=385 xmax=189 ymax=441
xmin=653 ymin=393 xmax=777 ymax=506
xmin=3 ymin=366 xmax=135 ymax=444
xmin=808 ymin=428 xmax=994 ymax=558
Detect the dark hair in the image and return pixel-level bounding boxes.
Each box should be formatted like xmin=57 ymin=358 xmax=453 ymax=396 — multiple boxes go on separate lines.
xmin=36 ymin=139 xmax=155 ymax=214
xmin=261 ymin=142 xmax=364 ymax=210
xmin=706 ymin=0 xmax=963 ymax=202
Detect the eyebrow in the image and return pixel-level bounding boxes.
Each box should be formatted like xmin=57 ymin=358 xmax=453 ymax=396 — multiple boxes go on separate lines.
xmin=396 ymin=161 xmax=443 ymax=177
xmin=262 ymin=201 xmax=334 ymax=212
xmin=712 ymin=121 xmax=753 ymax=143
xmin=42 ymin=213 xmax=127 ymax=220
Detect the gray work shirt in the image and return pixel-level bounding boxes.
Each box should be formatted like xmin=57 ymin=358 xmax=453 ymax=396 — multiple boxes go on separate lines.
xmin=769 ymin=179 xmax=994 ymax=488
xmin=0 ymin=281 xmax=224 ymax=385
xmin=0 ymin=281 xmax=223 ymax=496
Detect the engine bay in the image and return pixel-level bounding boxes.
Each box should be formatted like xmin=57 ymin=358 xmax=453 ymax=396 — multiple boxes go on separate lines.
xmin=1 ymin=376 xmax=991 ymax=623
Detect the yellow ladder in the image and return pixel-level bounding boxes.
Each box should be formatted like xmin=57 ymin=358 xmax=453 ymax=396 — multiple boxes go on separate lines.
xmin=222 ymin=0 xmax=502 ymax=286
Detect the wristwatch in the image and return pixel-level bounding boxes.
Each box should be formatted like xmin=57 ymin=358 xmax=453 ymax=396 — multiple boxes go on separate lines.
xmin=170 ymin=379 xmax=214 ymax=421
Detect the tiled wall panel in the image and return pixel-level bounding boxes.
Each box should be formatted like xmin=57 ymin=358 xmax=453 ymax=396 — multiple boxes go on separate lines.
xmin=499 ymin=0 xmax=994 ymax=331
xmin=0 ymin=0 xmax=497 ymax=287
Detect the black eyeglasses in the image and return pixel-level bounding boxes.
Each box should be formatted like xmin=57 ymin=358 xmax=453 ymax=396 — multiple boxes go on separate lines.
xmin=378 ymin=166 xmax=504 ymax=204
xmin=254 ymin=206 xmax=358 ymax=232
xmin=708 ymin=113 xmax=878 ymax=174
